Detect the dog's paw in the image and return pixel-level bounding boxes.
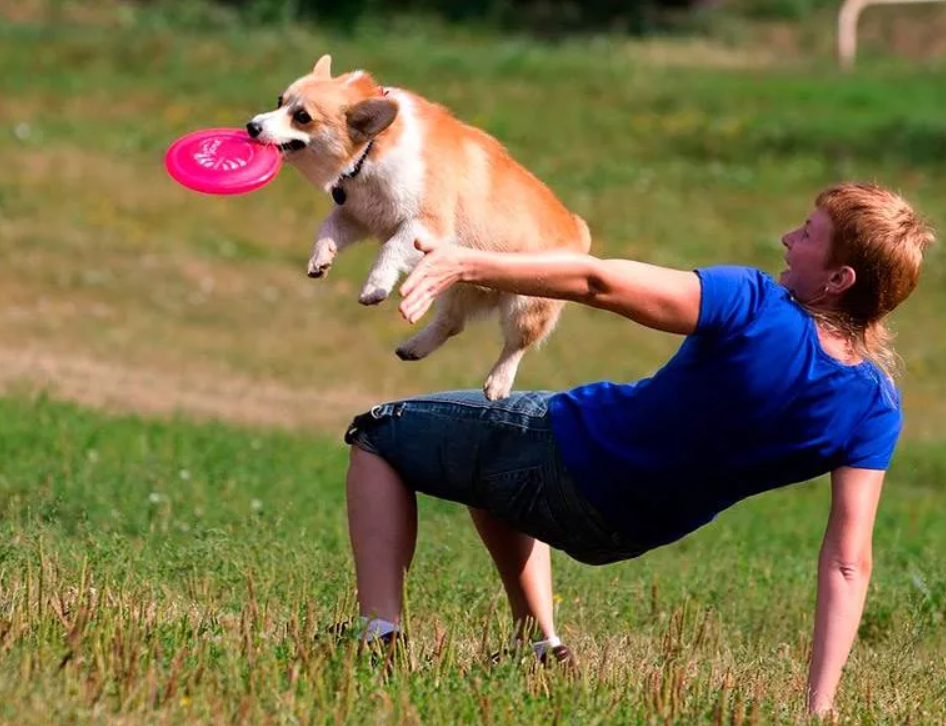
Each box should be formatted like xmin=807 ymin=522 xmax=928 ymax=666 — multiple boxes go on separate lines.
xmin=396 ymin=329 xmax=451 ymax=361
xmin=307 ymin=257 xmax=333 ymax=279
xmin=483 ymin=375 xmax=513 ymax=401
xmin=307 ymin=240 xmax=337 ymax=279
xmin=358 ymin=287 xmax=389 ymax=306
xmin=395 ymin=344 xmax=425 ymax=361
xmin=306 ymin=260 xmax=332 ymax=280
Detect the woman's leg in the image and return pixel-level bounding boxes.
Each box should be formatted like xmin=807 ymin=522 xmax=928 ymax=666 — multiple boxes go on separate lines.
xmin=468 ymin=507 xmax=558 ymax=643
xmin=346 ymin=445 xmax=417 ymax=624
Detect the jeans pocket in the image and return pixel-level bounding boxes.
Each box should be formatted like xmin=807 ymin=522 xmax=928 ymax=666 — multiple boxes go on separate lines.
xmin=343 ymin=402 xmax=405 ymax=453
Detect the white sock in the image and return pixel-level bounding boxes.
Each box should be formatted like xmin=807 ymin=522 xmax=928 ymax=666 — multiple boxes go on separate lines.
xmin=531 ymin=635 xmax=562 ymax=659
xmin=359 ymin=616 xmax=398 ymax=642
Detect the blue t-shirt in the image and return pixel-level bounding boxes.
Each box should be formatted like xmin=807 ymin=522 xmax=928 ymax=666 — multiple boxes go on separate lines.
xmin=548 ymin=266 xmax=902 ymax=552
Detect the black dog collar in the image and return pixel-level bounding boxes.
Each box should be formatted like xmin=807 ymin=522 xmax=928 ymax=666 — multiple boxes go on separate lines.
xmin=331 ymin=140 xmax=374 ymax=205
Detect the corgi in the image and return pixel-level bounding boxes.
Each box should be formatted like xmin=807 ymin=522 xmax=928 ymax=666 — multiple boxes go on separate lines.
xmin=247 ymin=55 xmax=590 ymax=400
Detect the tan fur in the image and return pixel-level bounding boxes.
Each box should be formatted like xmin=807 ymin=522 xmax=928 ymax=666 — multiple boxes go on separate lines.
xmin=248 ymin=55 xmax=591 ymax=399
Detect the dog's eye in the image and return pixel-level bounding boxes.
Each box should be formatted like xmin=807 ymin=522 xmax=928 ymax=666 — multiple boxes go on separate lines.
xmin=276 ymin=95 xmax=283 ymax=109
xmin=293 ymin=109 xmax=312 ymax=125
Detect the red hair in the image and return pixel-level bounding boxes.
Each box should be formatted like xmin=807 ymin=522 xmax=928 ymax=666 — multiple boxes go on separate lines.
xmin=813 ymin=182 xmax=935 ymax=380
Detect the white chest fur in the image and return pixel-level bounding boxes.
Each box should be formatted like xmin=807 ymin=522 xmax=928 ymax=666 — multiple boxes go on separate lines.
xmin=341 ymin=89 xmax=426 ymax=236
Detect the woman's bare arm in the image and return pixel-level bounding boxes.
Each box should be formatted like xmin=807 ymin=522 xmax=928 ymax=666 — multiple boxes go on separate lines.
xmin=808 ymin=466 xmax=884 ymax=716
xmin=398 ymin=240 xmax=701 ymax=335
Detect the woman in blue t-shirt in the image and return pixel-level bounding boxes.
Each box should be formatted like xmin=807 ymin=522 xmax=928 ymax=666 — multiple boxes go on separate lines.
xmin=341 ymin=182 xmax=934 ymax=716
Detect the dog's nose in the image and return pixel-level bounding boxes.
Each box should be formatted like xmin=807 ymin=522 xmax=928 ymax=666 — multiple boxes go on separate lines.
xmin=246 ymin=121 xmax=262 ymax=138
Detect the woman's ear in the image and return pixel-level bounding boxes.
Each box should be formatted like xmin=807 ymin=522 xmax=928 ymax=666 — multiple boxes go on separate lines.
xmin=827 ymin=265 xmax=857 ymax=294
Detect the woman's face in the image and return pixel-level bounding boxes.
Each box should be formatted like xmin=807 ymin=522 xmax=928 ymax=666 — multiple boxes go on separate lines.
xmin=779 ymin=208 xmax=837 ymax=304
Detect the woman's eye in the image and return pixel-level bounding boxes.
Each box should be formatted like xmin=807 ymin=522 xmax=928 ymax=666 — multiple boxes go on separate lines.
xmin=293 ymin=109 xmax=312 ymax=124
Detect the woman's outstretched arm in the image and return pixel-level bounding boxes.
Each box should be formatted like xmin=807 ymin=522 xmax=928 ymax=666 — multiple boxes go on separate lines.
xmin=398 ymin=240 xmax=702 ymax=335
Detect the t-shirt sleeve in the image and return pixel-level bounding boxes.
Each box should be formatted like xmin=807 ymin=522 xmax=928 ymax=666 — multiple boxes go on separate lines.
xmin=694 ymin=266 xmax=772 ymax=336
xmin=844 ymin=395 xmax=903 ymax=470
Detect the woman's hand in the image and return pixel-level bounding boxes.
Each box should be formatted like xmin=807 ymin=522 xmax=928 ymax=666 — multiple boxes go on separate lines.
xmin=399 ymin=239 xmax=472 ymax=324
xmin=808 ymin=698 xmax=837 ymax=721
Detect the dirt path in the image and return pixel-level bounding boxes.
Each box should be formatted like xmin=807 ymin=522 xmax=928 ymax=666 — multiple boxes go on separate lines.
xmin=0 ymin=344 xmax=379 ymax=435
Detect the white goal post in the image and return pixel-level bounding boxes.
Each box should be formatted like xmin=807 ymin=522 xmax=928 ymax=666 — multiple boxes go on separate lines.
xmin=838 ymin=0 xmax=946 ymax=68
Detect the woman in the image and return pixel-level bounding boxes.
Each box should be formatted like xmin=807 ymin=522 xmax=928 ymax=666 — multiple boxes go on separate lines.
xmin=341 ymin=182 xmax=933 ymax=715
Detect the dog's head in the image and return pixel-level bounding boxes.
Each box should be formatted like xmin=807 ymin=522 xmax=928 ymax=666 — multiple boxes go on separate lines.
xmin=246 ymin=55 xmax=398 ymax=188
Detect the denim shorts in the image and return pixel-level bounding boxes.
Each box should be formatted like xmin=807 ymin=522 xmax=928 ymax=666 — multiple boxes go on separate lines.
xmin=343 ymin=390 xmax=644 ymax=565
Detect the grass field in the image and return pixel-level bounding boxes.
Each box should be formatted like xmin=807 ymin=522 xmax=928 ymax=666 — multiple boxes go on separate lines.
xmin=1 ymin=396 xmax=944 ymax=725
xmin=1 ymin=3 xmax=945 ymax=723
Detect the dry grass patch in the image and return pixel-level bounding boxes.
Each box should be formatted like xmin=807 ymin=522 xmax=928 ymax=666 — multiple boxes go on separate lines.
xmin=0 ymin=344 xmax=376 ymax=432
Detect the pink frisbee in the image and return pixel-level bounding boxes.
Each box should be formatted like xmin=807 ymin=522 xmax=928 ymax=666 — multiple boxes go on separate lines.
xmin=165 ymin=127 xmax=282 ymax=195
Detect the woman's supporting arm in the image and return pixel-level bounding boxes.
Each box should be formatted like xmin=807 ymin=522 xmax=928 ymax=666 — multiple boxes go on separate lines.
xmin=808 ymin=466 xmax=885 ymax=716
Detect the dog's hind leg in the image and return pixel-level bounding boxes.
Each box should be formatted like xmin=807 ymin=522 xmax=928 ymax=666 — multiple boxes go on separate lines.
xmin=483 ymin=295 xmax=563 ymax=401
xmin=396 ymin=286 xmax=494 ymax=361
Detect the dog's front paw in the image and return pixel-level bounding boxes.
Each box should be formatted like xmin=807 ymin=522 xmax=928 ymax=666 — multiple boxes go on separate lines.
xmin=358 ymin=287 xmax=389 ymax=306
xmin=307 ymin=241 xmax=337 ymax=279
xmin=307 ymin=259 xmax=332 ymax=279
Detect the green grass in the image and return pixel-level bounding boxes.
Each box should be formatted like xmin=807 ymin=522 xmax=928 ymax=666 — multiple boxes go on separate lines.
xmin=1 ymin=4 xmax=946 ymax=723
xmin=0 ymin=395 xmax=944 ymax=724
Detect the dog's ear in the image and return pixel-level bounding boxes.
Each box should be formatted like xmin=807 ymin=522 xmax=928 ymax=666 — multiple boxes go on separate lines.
xmin=346 ymin=98 xmax=398 ymax=143
xmin=312 ymin=54 xmax=332 ymax=79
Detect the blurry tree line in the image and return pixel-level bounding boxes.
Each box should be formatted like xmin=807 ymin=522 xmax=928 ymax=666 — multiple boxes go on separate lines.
xmin=189 ymin=0 xmax=844 ymax=34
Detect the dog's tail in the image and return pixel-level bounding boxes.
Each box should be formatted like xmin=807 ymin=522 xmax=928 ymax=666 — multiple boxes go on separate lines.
xmin=573 ymin=214 xmax=592 ymax=253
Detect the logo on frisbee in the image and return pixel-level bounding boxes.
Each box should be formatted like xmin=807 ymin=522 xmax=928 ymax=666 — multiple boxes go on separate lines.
xmin=193 ymin=138 xmax=250 ymax=172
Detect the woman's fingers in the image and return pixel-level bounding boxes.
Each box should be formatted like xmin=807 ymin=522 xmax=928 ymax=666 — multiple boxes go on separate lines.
xmin=399 ymin=288 xmax=434 ymax=323
xmin=400 ymin=272 xmax=431 ymax=300
xmin=403 ymin=238 xmax=440 ymax=296
xmin=402 ymin=276 xmax=448 ymax=322
xmin=401 ymin=253 xmax=448 ymax=298
xmin=399 ymin=263 xmax=425 ymax=298
xmin=403 ymin=280 xmax=439 ymax=314
xmin=399 ymin=279 xmax=426 ymax=320
xmin=400 ymin=246 xmax=441 ymax=297
xmin=402 ymin=298 xmax=431 ymax=324
xmin=399 ymin=243 xmax=465 ymax=323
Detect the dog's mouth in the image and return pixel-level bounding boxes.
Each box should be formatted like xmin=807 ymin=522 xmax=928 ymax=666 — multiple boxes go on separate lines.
xmin=278 ymin=139 xmax=308 ymax=153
